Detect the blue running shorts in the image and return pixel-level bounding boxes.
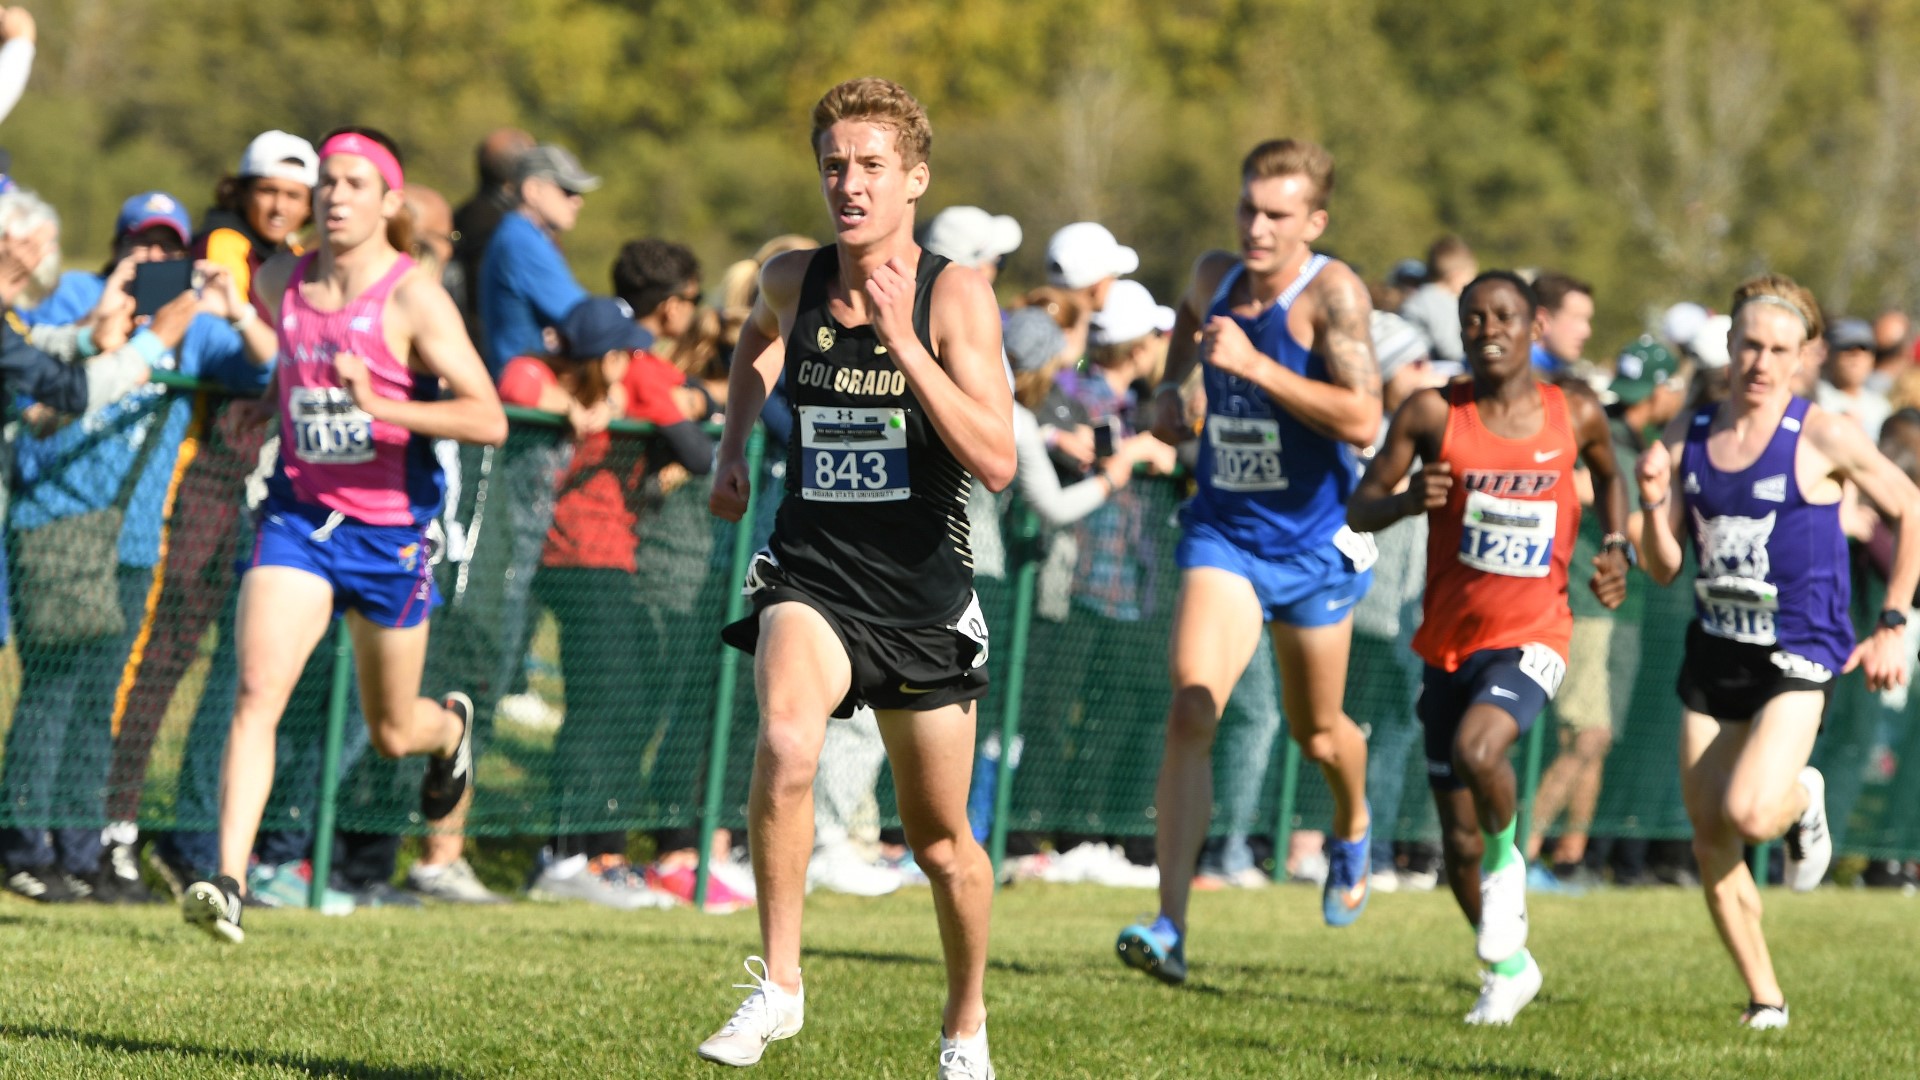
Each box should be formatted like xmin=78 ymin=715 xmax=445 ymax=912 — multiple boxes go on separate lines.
xmin=1175 ymin=517 xmax=1372 ymax=628
xmin=243 ymin=499 xmax=440 ymax=629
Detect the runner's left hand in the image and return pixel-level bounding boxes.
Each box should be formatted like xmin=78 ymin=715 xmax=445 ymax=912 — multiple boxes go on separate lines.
xmin=863 ymin=257 xmax=917 ymax=360
xmin=1844 ymin=624 xmax=1908 ymax=692
xmin=1588 ymin=549 xmax=1628 ymax=610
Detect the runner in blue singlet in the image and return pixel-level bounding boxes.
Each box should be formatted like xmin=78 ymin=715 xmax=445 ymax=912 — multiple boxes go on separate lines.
xmin=1117 ymin=138 xmax=1383 ymax=985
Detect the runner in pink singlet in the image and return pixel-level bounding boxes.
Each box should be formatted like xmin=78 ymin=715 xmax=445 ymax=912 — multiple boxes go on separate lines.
xmin=183 ymin=127 xmax=507 ymax=944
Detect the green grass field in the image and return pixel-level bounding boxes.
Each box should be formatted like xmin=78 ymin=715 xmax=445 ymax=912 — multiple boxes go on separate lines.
xmin=0 ymin=884 xmax=1915 ymax=1079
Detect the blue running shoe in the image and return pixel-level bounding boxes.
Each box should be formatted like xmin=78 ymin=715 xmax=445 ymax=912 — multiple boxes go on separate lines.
xmin=1323 ymin=819 xmax=1372 ymax=927
xmin=1115 ymin=914 xmax=1186 ymax=985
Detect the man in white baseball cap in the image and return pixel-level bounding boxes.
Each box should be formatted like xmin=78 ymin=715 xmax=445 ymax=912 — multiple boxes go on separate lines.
xmin=237 ymin=130 xmax=320 ymax=189
xmin=1046 ymin=221 xmax=1139 ymax=359
xmin=1089 ymin=279 xmax=1175 ymax=346
xmin=923 ymin=206 xmax=1021 ymax=283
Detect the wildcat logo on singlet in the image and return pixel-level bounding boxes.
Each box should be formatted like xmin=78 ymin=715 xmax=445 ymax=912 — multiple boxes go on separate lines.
xmin=1694 ymin=509 xmax=1779 ymax=644
xmin=1461 ymin=470 xmax=1560 ymax=498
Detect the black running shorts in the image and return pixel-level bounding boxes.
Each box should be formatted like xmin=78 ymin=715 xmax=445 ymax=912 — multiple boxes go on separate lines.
xmin=1676 ymin=621 xmax=1835 ymax=722
xmin=720 ymin=550 xmax=990 ymax=719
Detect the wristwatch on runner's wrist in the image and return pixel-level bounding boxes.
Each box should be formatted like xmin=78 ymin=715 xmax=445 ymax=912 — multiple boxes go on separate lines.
xmin=1877 ymin=608 xmax=1909 ymax=634
xmin=1601 ymin=533 xmax=1636 ymax=567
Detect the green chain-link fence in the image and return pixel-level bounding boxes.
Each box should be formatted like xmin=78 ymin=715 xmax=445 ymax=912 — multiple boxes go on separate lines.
xmin=1 ymin=378 xmax=1916 ymax=909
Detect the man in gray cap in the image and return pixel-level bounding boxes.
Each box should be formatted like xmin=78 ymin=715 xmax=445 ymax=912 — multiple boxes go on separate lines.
xmin=476 ymin=144 xmax=602 ymax=377
xmin=1818 ymin=316 xmax=1891 ymax=437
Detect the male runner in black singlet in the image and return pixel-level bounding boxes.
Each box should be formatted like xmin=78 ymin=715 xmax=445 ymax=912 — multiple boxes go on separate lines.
xmin=701 ymin=78 xmax=1013 ymax=1079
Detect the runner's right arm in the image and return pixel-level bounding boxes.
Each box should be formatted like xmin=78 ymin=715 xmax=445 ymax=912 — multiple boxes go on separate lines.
xmin=710 ymin=249 xmax=804 ymax=522
xmin=1150 ymin=251 xmax=1236 ymax=446
xmin=1634 ymin=415 xmax=1692 ymax=586
xmin=1348 ymin=387 xmax=1448 ymax=534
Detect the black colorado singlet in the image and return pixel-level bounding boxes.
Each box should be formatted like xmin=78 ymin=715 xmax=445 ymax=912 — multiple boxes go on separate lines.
xmin=770 ymin=246 xmax=975 ymax=626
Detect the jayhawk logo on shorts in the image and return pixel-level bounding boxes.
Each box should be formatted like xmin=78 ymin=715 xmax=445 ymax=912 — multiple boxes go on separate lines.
xmin=397 ymin=543 xmax=421 ymax=572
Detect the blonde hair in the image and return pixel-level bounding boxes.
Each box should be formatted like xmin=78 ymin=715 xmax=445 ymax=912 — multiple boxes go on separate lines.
xmin=719 ymin=234 xmax=821 ymax=349
xmin=1730 ymin=274 xmax=1825 ymax=342
xmin=811 ymin=78 xmax=932 ymax=168
xmin=1241 ymin=138 xmax=1335 ymax=211
xmin=1016 ymin=286 xmax=1084 ymax=330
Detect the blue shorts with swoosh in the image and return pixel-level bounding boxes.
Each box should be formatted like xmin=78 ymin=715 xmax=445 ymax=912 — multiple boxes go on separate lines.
xmin=721 ymin=549 xmax=990 ymax=719
xmin=1175 ymin=517 xmax=1372 ymax=628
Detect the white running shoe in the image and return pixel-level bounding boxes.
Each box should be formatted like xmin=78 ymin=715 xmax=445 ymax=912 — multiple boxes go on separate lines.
xmin=697 ymin=957 xmax=804 ymax=1067
xmin=1368 ymin=869 xmax=1401 ymax=894
xmin=1476 ymin=849 xmax=1529 ymax=964
xmin=806 ymin=842 xmax=902 ymax=897
xmin=1464 ymin=952 xmax=1542 ymax=1025
xmin=1784 ymin=767 xmax=1831 ymax=893
xmin=937 ymin=1023 xmax=995 ymax=1079
xmin=1740 ymin=1001 xmax=1789 ymax=1030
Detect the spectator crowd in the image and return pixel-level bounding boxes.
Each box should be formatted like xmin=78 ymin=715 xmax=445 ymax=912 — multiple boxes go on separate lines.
xmin=0 ymin=64 xmax=1915 ymax=917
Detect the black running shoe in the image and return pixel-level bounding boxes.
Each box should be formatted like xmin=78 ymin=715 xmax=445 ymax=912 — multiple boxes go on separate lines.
xmin=420 ymin=692 xmax=474 ymax=822
xmin=183 ymin=874 xmax=246 ymax=944
xmin=5 ymin=865 xmax=77 ymax=904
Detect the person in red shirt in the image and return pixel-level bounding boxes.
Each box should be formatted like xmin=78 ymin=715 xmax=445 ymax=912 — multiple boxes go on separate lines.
xmin=497 ymin=296 xmax=712 ymax=909
xmin=1350 ymin=271 xmax=1629 ymax=1026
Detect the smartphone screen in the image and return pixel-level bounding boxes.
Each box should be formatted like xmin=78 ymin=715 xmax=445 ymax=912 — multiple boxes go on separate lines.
xmin=1092 ymin=417 xmax=1118 ymax=459
xmin=131 ymin=259 xmax=194 ymax=318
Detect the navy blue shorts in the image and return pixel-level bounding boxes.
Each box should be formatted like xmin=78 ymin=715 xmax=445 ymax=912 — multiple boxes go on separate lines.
xmin=1175 ymin=518 xmax=1373 ymax=627
xmin=243 ymin=499 xmax=440 ymax=629
xmin=1417 ymin=644 xmax=1565 ymax=791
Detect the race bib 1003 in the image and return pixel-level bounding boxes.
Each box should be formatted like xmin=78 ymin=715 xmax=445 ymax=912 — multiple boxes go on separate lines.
xmin=1458 ymin=489 xmax=1554 ymax=578
xmin=288 ymin=386 xmax=375 ymax=465
xmin=800 ymin=405 xmax=909 ymax=503
xmin=1208 ymin=414 xmax=1286 ymax=492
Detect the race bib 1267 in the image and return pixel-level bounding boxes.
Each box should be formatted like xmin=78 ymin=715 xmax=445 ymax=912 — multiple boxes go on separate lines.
xmin=1458 ymin=489 xmax=1554 ymax=578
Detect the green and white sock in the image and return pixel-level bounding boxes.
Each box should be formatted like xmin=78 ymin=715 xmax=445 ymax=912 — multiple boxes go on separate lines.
xmin=1481 ymin=817 xmax=1519 ymax=875
xmin=1489 ymin=949 xmax=1529 ymax=977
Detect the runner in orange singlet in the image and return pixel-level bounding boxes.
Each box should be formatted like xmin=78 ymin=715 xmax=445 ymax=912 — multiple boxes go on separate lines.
xmin=1350 ymin=271 xmax=1629 ymax=1025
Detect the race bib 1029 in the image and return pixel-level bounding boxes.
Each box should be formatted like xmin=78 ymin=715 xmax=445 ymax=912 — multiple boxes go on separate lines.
xmin=1208 ymin=414 xmax=1287 ymax=492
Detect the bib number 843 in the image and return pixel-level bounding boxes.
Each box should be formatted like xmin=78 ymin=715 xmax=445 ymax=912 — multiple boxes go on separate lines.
xmin=814 ymin=450 xmax=890 ymax=491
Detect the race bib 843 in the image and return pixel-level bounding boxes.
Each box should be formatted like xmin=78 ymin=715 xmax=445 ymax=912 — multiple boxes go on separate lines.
xmin=800 ymin=405 xmax=910 ymax=503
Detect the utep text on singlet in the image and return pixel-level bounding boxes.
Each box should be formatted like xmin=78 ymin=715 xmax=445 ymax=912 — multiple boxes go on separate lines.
xmin=1185 ymin=256 xmax=1359 ymax=559
xmin=771 ymin=247 xmax=975 ymax=626
xmin=1413 ymin=381 xmax=1580 ymax=672
xmin=1680 ymin=396 xmax=1851 ymax=674
xmin=271 ymin=253 xmax=444 ymax=527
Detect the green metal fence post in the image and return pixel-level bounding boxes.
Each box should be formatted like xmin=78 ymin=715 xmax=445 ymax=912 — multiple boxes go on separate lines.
xmin=1515 ymin=716 xmax=1548 ymax=854
xmin=989 ymin=507 xmax=1041 ymax=881
xmin=1269 ymin=735 xmax=1302 ymax=883
xmin=695 ymin=426 xmax=764 ymax=909
xmin=309 ymin=618 xmax=354 ymax=910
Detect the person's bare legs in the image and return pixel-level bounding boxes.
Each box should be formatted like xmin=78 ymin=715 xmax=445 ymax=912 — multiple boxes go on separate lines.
xmin=345 ymin=612 xmax=463 ymax=761
xmin=1271 ymin=617 xmax=1371 ymax=842
xmin=1553 ymin=727 xmax=1612 ymax=865
xmin=749 ymin=602 xmax=853 ymax=994
xmin=216 ymin=568 xmax=335 ymax=889
xmin=1153 ymin=569 xmax=1264 ymax=933
xmin=876 ymin=702 xmax=991 ymax=1039
xmin=1433 ymin=785 xmax=1484 ymax=925
xmin=1681 ymin=695 xmax=1821 ymax=1007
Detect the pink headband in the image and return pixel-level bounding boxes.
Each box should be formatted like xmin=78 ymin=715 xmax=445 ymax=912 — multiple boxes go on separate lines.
xmin=319 ymin=133 xmax=404 ymax=193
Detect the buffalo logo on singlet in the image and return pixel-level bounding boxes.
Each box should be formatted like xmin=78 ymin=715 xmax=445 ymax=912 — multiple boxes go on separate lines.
xmin=397 ymin=543 xmax=421 ymax=572
xmin=1461 ymin=470 xmax=1559 ymax=497
xmin=1752 ymin=474 xmax=1788 ymax=503
xmin=817 ymin=325 xmax=835 ymax=352
xmin=1698 ymin=510 xmax=1775 ymax=580
xmin=350 ymin=316 xmax=374 ymax=333
xmin=283 ymin=313 xmax=298 ymax=332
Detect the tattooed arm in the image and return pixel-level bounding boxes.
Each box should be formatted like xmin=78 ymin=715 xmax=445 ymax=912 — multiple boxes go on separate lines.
xmin=1203 ymin=260 xmax=1380 ymax=445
